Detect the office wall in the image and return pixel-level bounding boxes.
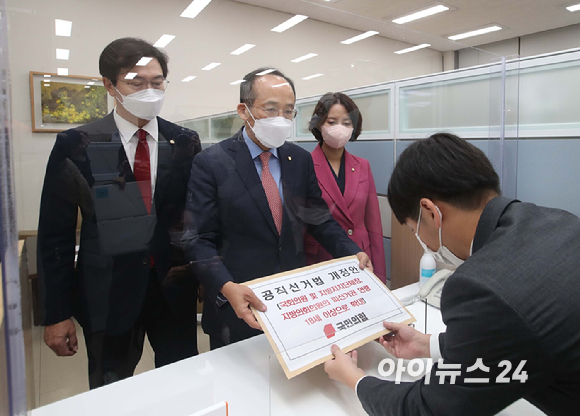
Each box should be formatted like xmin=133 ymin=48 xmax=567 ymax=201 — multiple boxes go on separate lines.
xmin=520 ymin=24 xmax=580 ymax=56
xmin=458 ymin=23 xmax=580 ymax=67
xmin=459 ymin=38 xmax=520 ymax=67
xmin=8 ymin=0 xmax=442 ymax=231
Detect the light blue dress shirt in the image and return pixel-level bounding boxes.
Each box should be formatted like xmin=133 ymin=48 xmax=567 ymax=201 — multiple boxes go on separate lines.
xmin=242 ymin=127 xmax=284 ymax=203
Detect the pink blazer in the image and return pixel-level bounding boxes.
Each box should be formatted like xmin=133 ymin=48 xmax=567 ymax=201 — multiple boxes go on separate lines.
xmin=305 ymin=145 xmax=387 ymax=283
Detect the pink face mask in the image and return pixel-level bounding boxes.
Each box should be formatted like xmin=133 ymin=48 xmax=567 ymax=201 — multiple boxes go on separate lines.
xmin=321 ymin=124 xmax=353 ymax=149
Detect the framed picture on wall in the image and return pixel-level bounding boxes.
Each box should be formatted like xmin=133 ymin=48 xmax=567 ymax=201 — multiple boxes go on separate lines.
xmin=29 ymin=71 xmax=114 ymax=133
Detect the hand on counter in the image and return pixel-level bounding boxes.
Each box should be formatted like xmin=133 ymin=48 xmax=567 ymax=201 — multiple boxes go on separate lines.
xmin=44 ymin=318 xmax=78 ymax=357
xmin=379 ymin=321 xmax=431 ymax=359
xmin=221 ymin=281 xmax=267 ymax=330
xmin=355 ymin=252 xmax=373 ymax=273
xmin=324 ymin=344 xmax=366 ymax=391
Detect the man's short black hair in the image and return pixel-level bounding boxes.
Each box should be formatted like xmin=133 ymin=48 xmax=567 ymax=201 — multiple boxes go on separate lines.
xmin=99 ymin=37 xmax=168 ymax=86
xmin=240 ymin=67 xmax=296 ymax=105
xmin=308 ymin=92 xmax=362 ymax=143
xmin=388 ymin=132 xmax=501 ymax=224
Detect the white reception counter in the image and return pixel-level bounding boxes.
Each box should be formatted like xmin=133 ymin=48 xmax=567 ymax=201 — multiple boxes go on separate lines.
xmin=31 ymin=284 xmax=545 ymax=416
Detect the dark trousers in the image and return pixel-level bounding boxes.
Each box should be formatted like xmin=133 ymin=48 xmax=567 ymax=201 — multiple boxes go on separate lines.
xmin=207 ymin=302 xmax=261 ymax=351
xmin=83 ymin=269 xmax=198 ymax=389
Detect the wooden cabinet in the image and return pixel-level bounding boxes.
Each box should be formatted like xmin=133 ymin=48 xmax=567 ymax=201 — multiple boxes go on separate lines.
xmin=390 ymin=213 xmax=423 ymax=289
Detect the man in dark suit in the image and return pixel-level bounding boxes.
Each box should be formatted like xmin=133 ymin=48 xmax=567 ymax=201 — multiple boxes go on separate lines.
xmin=38 ymin=37 xmax=201 ymax=389
xmin=324 ymin=133 xmax=580 ymax=415
xmin=185 ymin=68 xmax=373 ymax=349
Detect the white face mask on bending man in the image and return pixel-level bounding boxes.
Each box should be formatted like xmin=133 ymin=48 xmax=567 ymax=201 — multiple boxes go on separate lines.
xmin=415 ymin=205 xmax=465 ymax=268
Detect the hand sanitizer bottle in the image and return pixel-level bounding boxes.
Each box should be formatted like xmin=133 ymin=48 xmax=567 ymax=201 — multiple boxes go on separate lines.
xmin=420 ymin=253 xmax=436 ymax=286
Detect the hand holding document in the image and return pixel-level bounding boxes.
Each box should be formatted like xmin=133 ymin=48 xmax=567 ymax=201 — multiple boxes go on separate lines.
xmin=243 ymin=256 xmax=415 ymax=378
xmin=221 ymin=281 xmax=266 ymax=330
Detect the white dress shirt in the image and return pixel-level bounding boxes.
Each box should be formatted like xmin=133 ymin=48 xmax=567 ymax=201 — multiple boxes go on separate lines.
xmin=242 ymin=127 xmax=284 ymax=203
xmin=113 ymin=110 xmax=159 ymax=194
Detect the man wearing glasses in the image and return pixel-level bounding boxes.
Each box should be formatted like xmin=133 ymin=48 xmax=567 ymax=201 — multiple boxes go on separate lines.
xmin=185 ymin=68 xmax=372 ymax=349
xmin=38 ymin=37 xmax=201 ymax=388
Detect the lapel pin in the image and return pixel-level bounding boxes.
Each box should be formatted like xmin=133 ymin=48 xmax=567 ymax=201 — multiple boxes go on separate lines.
xmin=170 ymin=139 xmax=175 ymax=144
xmin=352 ymin=167 xmax=355 ymax=172
xmin=288 ymin=156 xmax=292 ymax=161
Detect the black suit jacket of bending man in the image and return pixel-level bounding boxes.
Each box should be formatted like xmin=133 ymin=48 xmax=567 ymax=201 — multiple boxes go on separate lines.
xmin=357 ymin=197 xmax=580 ymax=416
xmin=38 ymin=112 xmax=201 ymax=335
xmin=185 ymin=128 xmax=362 ymax=343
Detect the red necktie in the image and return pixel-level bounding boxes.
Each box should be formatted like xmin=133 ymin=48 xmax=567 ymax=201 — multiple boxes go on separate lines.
xmin=259 ymin=152 xmax=283 ymax=234
xmin=134 ymin=129 xmax=152 ymax=215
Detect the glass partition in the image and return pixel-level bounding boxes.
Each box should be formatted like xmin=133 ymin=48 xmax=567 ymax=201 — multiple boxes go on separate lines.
xmin=181 ymin=118 xmax=210 ymax=143
xmin=295 ymin=89 xmax=390 ymax=140
xmin=517 ymin=51 xmax=580 ymax=135
xmin=1 ymin=0 xmax=28 ymax=413
xmin=352 ymin=90 xmax=390 ymax=136
xmin=295 ymin=101 xmax=317 ymax=139
xmin=398 ymin=71 xmax=494 ymax=137
xmin=210 ymin=112 xmax=244 ymax=142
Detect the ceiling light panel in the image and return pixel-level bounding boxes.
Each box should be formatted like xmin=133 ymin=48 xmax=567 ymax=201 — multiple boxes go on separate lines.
xmin=302 ymin=73 xmax=323 ymax=80
xmin=394 ymin=43 xmax=431 ymax=54
xmin=448 ymin=25 xmax=502 ymax=40
xmin=392 ymin=5 xmax=449 ymax=24
xmin=181 ymin=0 xmax=213 ymax=19
xmin=202 ymin=62 xmax=221 ymax=70
xmin=230 ymin=80 xmax=245 ymax=85
xmin=271 ymin=15 xmax=308 ymax=33
xmin=55 ymin=19 xmax=72 ymax=37
xmin=57 ymin=68 xmax=68 ymax=76
xmin=341 ymin=31 xmax=379 ymax=45
xmin=566 ymin=3 xmax=580 ymax=12
xmin=231 ymin=44 xmax=255 ymax=55
xmin=256 ymin=69 xmax=275 ymax=76
xmin=153 ymin=34 xmax=176 ymax=48
xmin=56 ymin=48 xmax=69 ymax=60
xmin=291 ymin=53 xmax=318 ymax=63
xmin=136 ymin=57 xmax=153 ymax=66
xmin=182 ymin=76 xmax=197 ymax=82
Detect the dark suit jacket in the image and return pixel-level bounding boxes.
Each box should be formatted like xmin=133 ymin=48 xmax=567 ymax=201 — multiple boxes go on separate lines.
xmin=185 ymin=129 xmax=361 ymax=341
xmin=38 ymin=113 xmax=201 ymax=334
xmin=358 ymin=197 xmax=580 ymax=416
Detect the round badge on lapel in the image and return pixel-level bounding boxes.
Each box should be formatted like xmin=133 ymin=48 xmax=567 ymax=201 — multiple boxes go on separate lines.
xmin=288 ymin=156 xmax=292 ymax=161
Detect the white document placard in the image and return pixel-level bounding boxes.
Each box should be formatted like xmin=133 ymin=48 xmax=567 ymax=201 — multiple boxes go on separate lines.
xmin=244 ymin=256 xmax=415 ymax=379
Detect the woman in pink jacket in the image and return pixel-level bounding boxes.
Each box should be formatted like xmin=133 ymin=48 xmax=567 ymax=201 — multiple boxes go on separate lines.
xmin=304 ymin=92 xmax=387 ymax=283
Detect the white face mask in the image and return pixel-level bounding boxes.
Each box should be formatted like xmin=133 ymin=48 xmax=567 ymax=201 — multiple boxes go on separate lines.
xmin=115 ymin=87 xmax=164 ymax=120
xmin=321 ymin=124 xmax=353 ymax=149
xmin=415 ymin=205 xmax=465 ymax=268
xmin=245 ymin=104 xmax=292 ymax=149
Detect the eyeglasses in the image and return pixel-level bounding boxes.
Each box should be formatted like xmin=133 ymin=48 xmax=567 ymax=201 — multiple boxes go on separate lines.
xmin=117 ymin=78 xmax=169 ymax=91
xmin=252 ymin=105 xmax=298 ymax=120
